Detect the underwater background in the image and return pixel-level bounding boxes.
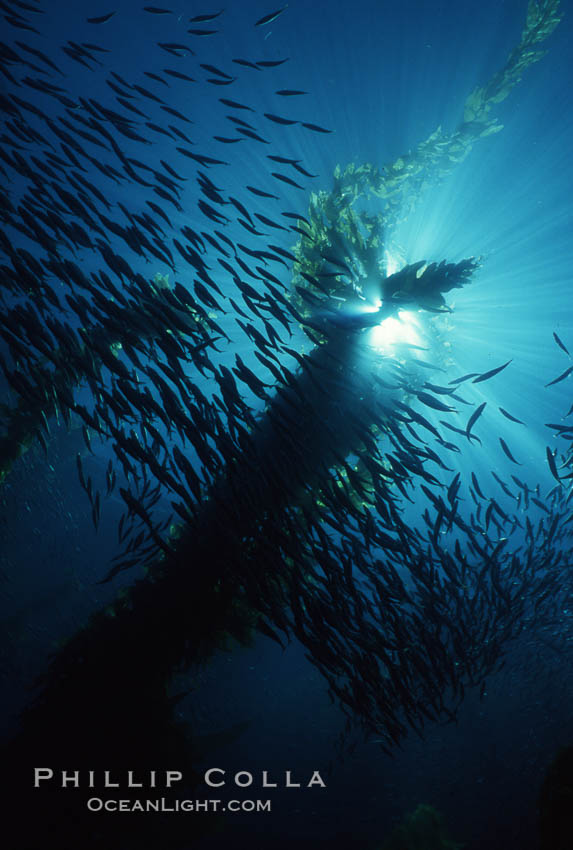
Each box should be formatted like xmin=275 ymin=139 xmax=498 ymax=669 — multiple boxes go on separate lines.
xmin=1 ymin=0 xmax=573 ymax=848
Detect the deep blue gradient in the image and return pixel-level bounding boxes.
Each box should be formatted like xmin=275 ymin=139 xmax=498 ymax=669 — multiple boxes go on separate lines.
xmin=1 ymin=1 xmax=573 ymax=848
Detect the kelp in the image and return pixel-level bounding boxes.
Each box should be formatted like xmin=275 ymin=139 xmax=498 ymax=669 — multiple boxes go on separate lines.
xmin=291 ymin=0 xmax=562 ymax=317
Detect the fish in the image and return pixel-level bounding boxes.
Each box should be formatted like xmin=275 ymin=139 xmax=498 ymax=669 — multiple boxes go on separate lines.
xmin=133 ymin=83 xmax=165 ymax=103
xmin=498 ymin=407 xmax=525 ymax=425
xmin=190 ymin=12 xmax=223 ymax=23
xmin=448 ymin=372 xmax=479 ymax=385
xmin=163 ymin=70 xmax=196 ymax=82
xmin=264 ymin=113 xmax=298 ymax=125
xmin=472 ymin=360 xmax=512 ymax=384
xmin=201 ymin=62 xmax=234 ymax=79
xmin=256 ymin=58 xmax=289 ymax=67
xmin=82 ymin=43 xmax=111 ymax=53
xmin=415 ymin=391 xmax=455 ymax=413
xmin=302 ymin=122 xmax=332 ymax=133
xmin=86 ymin=11 xmax=116 ymax=24
xmin=545 ymin=365 xmax=573 ymax=388
xmin=143 ymin=72 xmax=168 ymax=87
xmin=268 ymin=244 xmax=297 ymax=263
xmin=1 ymin=0 xmax=567 ymax=793
xmin=254 ymin=213 xmax=288 ymax=231
xmin=447 ymin=472 xmax=461 ymax=507
xmin=282 ymin=210 xmax=311 ymax=226
xmin=4 ymin=15 xmax=41 ymax=34
xmin=168 ymin=124 xmax=193 ymax=143
xmin=422 ymin=381 xmax=455 ymax=396
xmin=271 ymin=172 xmax=305 ymax=190
xmin=246 ymin=185 xmax=279 ymax=200
xmin=232 ymin=58 xmax=261 ymax=70
xmin=276 ymin=89 xmax=307 ymax=96
xmin=160 ymin=104 xmax=192 ymax=123
xmin=465 ymin=401 xmax=486 ymax=439
xmin=116 ymin=97 xmax=149 ymax=119
xmin=236 ymin=128 xmax=270 ymax=144
xmin=255 ymin=5 xmax=288 ymax=27
xmin=177 ymin=148 xmax=228 ymax=167
xmin=206 ymin=77 xmax=236 ymax=86
xmin=219 ymin=97 xmax=254 ymax=111
xmin=491 ymin=471 xmax=514 ymax=500
xmin=546 ymin=446 xmax=561 ymax=484
xmin=553 ymin=331 xmax=570 ymax=356
xmin=228 ymin=196 xmax=253 ymax=223
xmin=293 ymin=163 xmax=318 ymax=178
xmin=14 ymin=41 xmax=64 ymax=75
xmin=499 ymin=437 xmax=521 ymax=465
xmin=471 ymin=471 xmax=485 ymax=500
xmin=268 ymin=155 xmax=300 ymax=165
xmin=158 ymin=42 xmax=194 ymax=56
xmin=160 ymin=160 xmax=186 ymax=181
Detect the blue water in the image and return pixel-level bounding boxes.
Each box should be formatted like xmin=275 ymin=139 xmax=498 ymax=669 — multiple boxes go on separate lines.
xmin=1 ymin=0 xmax=573 ymax=848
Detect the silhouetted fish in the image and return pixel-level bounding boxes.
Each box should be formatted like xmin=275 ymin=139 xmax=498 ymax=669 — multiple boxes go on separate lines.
xmin=86 ymin=11 xmax=116 ymax=24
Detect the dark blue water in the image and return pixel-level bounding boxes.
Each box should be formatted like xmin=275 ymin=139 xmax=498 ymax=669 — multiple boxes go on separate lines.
xmin=1 ymin=1 xmax=573 ymax=848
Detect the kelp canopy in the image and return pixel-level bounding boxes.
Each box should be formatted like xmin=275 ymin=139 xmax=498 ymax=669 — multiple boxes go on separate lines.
xmin=291 ymin=0 xmax=561 ymax=316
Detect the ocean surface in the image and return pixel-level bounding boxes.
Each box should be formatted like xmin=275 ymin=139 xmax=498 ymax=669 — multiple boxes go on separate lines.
xmin=1 ymin=1 xmax=572 ymax=848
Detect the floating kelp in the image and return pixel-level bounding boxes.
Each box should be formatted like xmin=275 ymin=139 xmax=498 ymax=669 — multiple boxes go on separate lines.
xmin=381 ymin=804 xmax=464 ymax=850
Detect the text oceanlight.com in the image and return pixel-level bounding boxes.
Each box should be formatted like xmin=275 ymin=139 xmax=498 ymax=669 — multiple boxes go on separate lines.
xmin=86 ymin=798 xmax=271 ymax=813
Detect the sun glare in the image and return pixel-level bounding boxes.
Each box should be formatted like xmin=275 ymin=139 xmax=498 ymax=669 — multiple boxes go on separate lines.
xmin=368 ymin=310 xmax=422 ymax=352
